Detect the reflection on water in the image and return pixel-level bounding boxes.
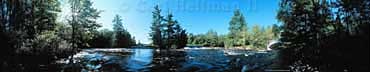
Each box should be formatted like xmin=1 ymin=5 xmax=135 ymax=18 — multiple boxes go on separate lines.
xmin=125 ymin=49 xmax=153 ymax=71
xmin=57 ymin=47 xmax=278 ymax=72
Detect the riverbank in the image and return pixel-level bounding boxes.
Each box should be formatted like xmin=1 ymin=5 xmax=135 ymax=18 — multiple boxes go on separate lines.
xmin=185 ymin=46 xmax=270 ymax=52
xmin=0 ymin=47 xmax=78 ymax=72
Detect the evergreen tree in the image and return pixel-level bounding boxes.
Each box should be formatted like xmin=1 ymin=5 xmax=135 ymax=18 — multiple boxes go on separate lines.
xmin=163 ymin=13 xmax=187 ymax=49
xmin=150 ymin=5 xmax=164 ymax=48
xmin=0 ymin=0 xmax=63 ymax=54
xmin=205 ymin=30 xmax=218 ymax=47
xmin=0 ymin=0 xmax=77 ymax=70
xmin=112 ymin=14 xmax=134 ymax=48
xmin=187 ymin=33 xmax=196 ymax=45
xmin=163 ymin=13 xmax=176 ymax=49
xmin=174 ymin=24 xmax=188 ymax=49
xmin=68 ymin=0 xmax=101 ymax=49
xmin=250 ymin=24 xmax=262 ymax=49
xmin=271 ymin=24 xmax=281 ymax=38
xmin=228 ymin=9 xmax=248 ymax=48
xmin=333 ymin=0 xmax=370 ymax=36
xmin=91 ymin=29 xmax=114 ymax=48
xmin=275 ymin=0 xmax=369 ymax=71
xmin=149 ymin=5 xmax=187 ymax=49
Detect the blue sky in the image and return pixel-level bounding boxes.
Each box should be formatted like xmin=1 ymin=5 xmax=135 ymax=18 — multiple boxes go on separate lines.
xmin=65 ymin=0 xmax=280 ymax=44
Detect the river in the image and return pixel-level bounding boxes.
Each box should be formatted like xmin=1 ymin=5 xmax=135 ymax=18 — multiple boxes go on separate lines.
xmin=55 ymin=47 xmax=279 ymax=72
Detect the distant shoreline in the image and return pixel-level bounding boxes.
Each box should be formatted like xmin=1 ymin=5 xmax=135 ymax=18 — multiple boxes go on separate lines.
xmin=84 ymin=46 xmax=268 ymax=51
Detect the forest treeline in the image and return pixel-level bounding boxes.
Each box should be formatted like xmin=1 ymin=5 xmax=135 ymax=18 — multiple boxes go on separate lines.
xmin=0 ymin=0 xmax=135 ymax=70
xmin=148 ymin=6 xmax=282 ymax=50
xmin=187 ymin=9 xmax=281 ymax=50
xmin=91 ymin=15 xmax=136 ymax=48
xmin=277 ymin=0 xmax=369 ymax=71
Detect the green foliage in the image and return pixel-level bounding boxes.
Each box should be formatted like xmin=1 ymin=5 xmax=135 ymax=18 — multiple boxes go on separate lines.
xmin=162 ymin=13 xmax=188 ymax=49
xmin=277 ymin=0 xmax=332 ymax=50
xmin=205 ymin=30 xmax=218 ymax=47
xmin=68 ymin=0 xmax=102 ymax=48
xmin=271 ymin=24 xmax=282 ymax=37
xmin=187 ymin=30 xmax=225 ymax=47
xmin=112 ymin=14 xmax=136 ymax=48
xmin=277 ymin=0 xmax=369 ymax=71
xmin=91 ymin=29 xmax=114 ymax=48
xmin=0 ymin=1 xmax=81 ymax=68
xmin=228 ymin=9 xmax=248 ymax=48
xmin=150 ymin=5 xmax=164 ymax=48
xmin=250 ymin=24 xmax=263 ymax=49
xmin=225 ymin=9 xmax=280 ymax=49
xmin=30 ymin=30 xmax=63 ymax=55
xmin=175 ymin=24 xmax=188 ymax=49
xmin=149 ymin=5 xmax=187 ymax=49
xmin=188 ymin=9 xmax=281 ymax=50
xmin=0 ymin=0 xmax=69 ymax=54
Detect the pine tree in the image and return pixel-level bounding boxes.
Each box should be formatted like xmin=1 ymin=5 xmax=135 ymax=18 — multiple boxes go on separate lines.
xmin=228 ymin=9 xmax=248 ymax=48
xmin=91 ymin=29 xmax=114 ymax=48
xmin=163 ymin=13 xmax=187 ymax=49
xmin=149 ymin=5 xmax=187 ymax=49
xmin=112 ymin=14 xmax=134 ymax=48
xmin=277 ymin=0 xmax=339 ymax=71
xmin=68 ymin=0 xmax=101 ymax=49
xmin=205 ymin=30 xmax=218 ymax=47
xmin=150 ymin=5 xmax=164 ymax=48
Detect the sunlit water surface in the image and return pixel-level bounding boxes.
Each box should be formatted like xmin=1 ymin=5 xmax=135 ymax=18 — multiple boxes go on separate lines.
xmin=57 ymin=47 xmax=277 ymax=72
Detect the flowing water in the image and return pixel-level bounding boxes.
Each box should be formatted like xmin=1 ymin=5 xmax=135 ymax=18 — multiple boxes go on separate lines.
xmin=56 ymin=47 xmax=278 ymax=72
